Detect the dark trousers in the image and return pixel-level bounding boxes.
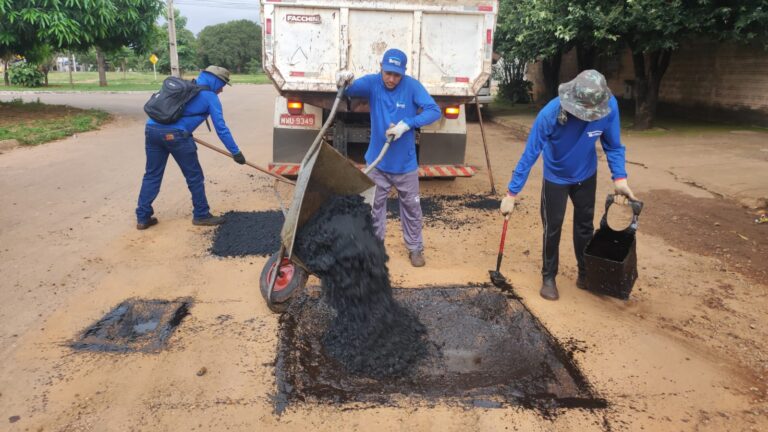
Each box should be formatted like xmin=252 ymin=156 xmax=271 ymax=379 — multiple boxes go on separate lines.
xmin=136 ymin=125 xmax=209 ymax=223
xmin=540 ymin=174 xmax=596 ymax=280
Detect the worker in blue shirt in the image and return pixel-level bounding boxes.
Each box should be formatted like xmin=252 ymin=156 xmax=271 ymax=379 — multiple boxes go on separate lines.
xmin=336 ymin=48 xmax=441 ymax=267
xmin=500 ymin=70 xmax=638 ymax=300
xmin=136 ymin=66 xmax=245 ymax=230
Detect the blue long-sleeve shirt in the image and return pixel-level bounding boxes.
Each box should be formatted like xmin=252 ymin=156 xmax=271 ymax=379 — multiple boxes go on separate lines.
xmin=346 ymin=74 xmax=441 ymax=174
xmin=508 ymin=96 xmax=627 ymax=195
xmin=147 ymin=71 xmax=240 ymax=155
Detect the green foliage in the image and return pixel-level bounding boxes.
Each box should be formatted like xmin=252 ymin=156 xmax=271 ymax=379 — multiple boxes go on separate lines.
xmin=197 ymin=20 xmax=262 ymax=73
xmin=8 ymin=62 xmax=44 ymax=87
xmin=152 ymin=13 xmax=199 ymax=74
xmin=247 ymin=57 xmax=263 ymax=74
xmin=495 ymin=58 xmax=532 ymax=104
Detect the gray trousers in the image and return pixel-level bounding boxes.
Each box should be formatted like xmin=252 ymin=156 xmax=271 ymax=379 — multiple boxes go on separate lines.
xmin=368 ymin=168 xmax=424 ymax=252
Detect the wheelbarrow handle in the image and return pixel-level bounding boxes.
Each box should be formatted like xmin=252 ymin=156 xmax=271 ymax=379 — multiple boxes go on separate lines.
xmin=299 ymin=85 xmax=347 ymax=169
xmin=363 ymin=135 xmax=394 ymax=175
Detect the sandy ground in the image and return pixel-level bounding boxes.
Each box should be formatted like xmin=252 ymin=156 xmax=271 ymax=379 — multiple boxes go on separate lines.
xmin=0 ymin=85 xmax=766 ymax=431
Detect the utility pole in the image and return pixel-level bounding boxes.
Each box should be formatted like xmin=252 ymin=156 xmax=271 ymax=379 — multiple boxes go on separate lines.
xmin=167 ymin=0 xmax=180 ymax=77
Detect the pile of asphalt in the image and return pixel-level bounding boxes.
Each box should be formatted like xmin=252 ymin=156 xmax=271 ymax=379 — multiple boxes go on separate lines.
xmin=294 ymin=194 xmax=427 ymax=378
xmin=210 ymin=210 xmax=283 ymax=257
xmin=387 ymin=194 xmax=501 ymax=227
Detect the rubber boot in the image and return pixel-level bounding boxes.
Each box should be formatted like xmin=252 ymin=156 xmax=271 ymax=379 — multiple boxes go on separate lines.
xmin=540 ymin=277 xmax=559 ymax=301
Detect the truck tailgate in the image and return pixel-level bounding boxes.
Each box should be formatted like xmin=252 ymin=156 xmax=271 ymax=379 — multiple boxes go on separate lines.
xmin=262 ymin=0 xmax=497 ymax=97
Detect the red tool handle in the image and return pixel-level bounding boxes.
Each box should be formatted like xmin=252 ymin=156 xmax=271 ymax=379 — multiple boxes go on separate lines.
xmin=498 ymin=216 xmax=509 ymax=254
xmin=495 ymin=216 xmax=509 ymax=273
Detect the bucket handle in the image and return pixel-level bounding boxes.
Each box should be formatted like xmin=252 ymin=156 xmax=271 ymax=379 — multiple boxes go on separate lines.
xmin=600 ymin=194 xmax=644 ymax=234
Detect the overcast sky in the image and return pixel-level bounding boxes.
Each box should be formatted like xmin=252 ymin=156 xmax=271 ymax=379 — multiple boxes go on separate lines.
xmin=166 ymin=1 xmax=261 ymax=36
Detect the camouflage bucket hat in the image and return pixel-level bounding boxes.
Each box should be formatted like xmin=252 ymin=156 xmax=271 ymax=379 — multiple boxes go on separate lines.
xmin=204 ymin=65 xmax=231 ymax=86
xmin=558 ymin=70 xmax=612 ymax=122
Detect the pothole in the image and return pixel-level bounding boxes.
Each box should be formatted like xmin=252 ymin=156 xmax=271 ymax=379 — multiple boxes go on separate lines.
xmin=274 ymin=286 xmax=606 ymax=414
xmin=210 ymin=210 xmax=283 ymax=257
xmin=71 ymin=298 xmax=192 ymax=353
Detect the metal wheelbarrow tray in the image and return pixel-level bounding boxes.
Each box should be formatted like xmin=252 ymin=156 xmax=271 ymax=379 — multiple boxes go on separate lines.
xmin=259 ymin=86 xmax=390 ymax=312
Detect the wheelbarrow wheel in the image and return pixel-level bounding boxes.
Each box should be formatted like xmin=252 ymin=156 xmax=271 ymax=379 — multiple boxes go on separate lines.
xmin=259 ymin=252 xmax=308 ymax=312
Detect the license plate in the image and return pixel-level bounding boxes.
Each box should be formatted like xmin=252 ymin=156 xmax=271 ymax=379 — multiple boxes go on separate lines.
xmin=279 ymin=114 xmax=315 ymax=127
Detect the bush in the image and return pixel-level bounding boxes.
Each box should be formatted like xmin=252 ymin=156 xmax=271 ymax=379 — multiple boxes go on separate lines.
xmin=9 ymin=62 xmax=45 ymax=87
xmin=247 ymin=57 xmax=263 ymax=74
xmin=494 ymin=57 xmax=532 ymax=104
xmin=498 ymin=79 xmax=533 ymax=104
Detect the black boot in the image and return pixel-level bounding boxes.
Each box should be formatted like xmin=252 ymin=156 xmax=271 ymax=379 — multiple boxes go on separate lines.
xmin=136 ymin=217 xmax=158 ymax=230
xmin=193 ymin=213 xmax=225 ymax=226
xmin=540 ymin=277 xmax=559 ymax=301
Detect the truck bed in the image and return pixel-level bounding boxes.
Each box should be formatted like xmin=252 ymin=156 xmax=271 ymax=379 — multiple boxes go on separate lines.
xmin=261 ymin=0 xmax=497 ymax=99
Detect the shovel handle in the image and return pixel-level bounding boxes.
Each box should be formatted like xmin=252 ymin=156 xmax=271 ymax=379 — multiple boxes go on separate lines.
xmin=194 ymin=137 xmax=295 ymax=186
xmin=363 ymin=135 xmax=394 ymax=174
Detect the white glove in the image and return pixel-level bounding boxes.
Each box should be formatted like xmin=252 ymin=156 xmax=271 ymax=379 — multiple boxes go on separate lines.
xmin=614 ymin=178 xmax=637 ymax=202
xmin=500 ymin=194 xmax=516 ymax=215
xmin=385 ymin=121 xmax=410 ymax=141
xmin=335 ymin=70 xmax=354 ymax=87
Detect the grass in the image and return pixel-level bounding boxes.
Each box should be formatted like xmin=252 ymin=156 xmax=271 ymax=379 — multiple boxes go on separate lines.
xmin=0 ymin=71 xmax=270 ymax=92
xmin=0 ymin=99 xmax=110 ymax=145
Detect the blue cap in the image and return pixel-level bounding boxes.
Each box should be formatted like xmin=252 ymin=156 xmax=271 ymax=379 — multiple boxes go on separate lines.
xmin=381 ymin=48 xmax=407 ymax=75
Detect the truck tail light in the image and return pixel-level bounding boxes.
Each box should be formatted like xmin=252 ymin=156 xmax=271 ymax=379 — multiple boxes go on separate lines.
xmin=444 ymin=105 xmax=461 ymax=119
xmin=287 ymin=100 xmax=303 ymax=115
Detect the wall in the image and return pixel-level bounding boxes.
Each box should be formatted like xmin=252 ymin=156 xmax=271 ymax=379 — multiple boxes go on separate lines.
xmin=528 ymin=40 xmax=768 ymax=124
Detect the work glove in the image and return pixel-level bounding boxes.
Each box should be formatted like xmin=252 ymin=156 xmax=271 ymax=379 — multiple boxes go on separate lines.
xmin=500 ymin=194 xmax=516 ymax=216
xmin=233 ymin=152 xmax=246 ymax=165
xmin=613 ymin=178 xmax=637 ymax=202
xmin=386 ymin=121 xmax=410 ymax=141
xmin=335 ymin=70 xmax=354 ymax=88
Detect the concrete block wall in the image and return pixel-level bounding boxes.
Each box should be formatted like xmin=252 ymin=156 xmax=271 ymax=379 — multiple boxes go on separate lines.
xmin=528 ymin=39 xmax=768 ymax=124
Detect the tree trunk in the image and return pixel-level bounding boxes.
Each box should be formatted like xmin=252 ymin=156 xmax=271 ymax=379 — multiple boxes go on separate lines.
xmin=576 ymin=45 xmax=596 ymax=71
xmin=540 ymin=50 xmax=562 ymax=102
xmin=69 ymin=53 xmax=74 ymax=87
xmin=43 ymin=67 xmax=49 ymax=86
xmin=96 ymin=48 xmax=108 ymax=87
xmin=631 ymin=49 xmax=671 ymax=130
xmin=3 ymin=60 xmax=8 ymax=86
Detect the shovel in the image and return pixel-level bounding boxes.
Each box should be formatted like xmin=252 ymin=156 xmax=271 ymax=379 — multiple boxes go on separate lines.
xmin=489 ymin=215 xmax=510 ymax=287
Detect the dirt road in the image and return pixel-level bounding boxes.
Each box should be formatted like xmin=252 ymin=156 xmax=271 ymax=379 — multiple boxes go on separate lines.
xmin=0 ymin=85 xmax=766 ymax=431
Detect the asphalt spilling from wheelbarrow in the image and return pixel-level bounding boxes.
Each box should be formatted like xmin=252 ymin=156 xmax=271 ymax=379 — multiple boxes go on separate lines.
xmin=274 ymin=194 xmax=605 ymax=415
xmin=293 ymin=195 xmax=428 ymax=378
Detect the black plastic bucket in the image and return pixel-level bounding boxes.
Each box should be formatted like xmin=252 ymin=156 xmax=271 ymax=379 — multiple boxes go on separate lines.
xmin=584 ymin=195 xmax=643 ymax=300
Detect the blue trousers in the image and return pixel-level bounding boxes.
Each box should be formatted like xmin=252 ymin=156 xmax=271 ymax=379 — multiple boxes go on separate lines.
xmin=136 ymin=125 xmax=210 ymax=223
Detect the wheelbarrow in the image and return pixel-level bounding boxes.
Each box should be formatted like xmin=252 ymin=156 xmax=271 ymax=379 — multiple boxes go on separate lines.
xmin=259 ymin=85 xmax=392 ymax=312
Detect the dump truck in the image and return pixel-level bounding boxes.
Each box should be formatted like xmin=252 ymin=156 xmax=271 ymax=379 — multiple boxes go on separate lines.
xmin=261 ymin=0 xmax=498 ymax=178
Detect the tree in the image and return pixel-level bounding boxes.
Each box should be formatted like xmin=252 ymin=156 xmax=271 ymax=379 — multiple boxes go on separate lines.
xmin=494 ymin=0 xmax=575 ymax=101
xmin=575 ymin=0 xmax=768 ymax=129
xmin=494 ymin=0 xmax=768 ymax=128
xmin=88 ymin=0 xmax=165 ymax=86
xmin=0 ymin=0 xmax=115 ymax=85
xmin=0 ymin=0 xmax=163 ymax=86
xmin=197 ymin=20 xmax=261 ymax=73
xmin=152 ymin=12 xmax=199 ymax=76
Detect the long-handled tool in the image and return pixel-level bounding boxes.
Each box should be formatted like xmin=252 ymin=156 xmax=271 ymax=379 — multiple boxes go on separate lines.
xmin=489 ymin=215 xmax=510 ymax=287
xmin=193 ymin=137 xmax=295 ymax=186
xmin=475 ymin=96 xmax=496 ymax=195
